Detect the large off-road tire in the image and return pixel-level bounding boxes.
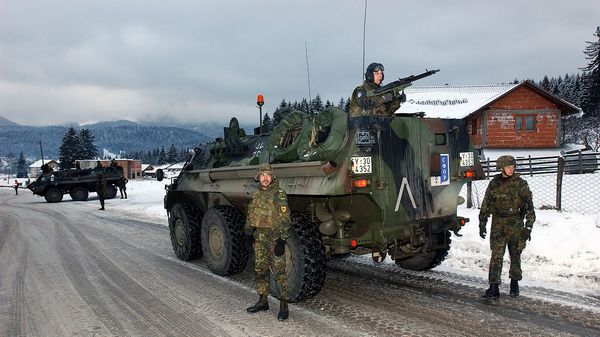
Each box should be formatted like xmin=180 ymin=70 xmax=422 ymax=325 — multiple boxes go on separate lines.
xmin=201 ymin=206 xmax=248 ymax=276
xmin=44 ymin=188 xmax=63 ymax=203
xmin=156 ymin=169 xmax=164 ymax=181
xmin=168 ymin=203 xmax=203 ymax=261
xmin=394 ymin=231 xmax=451 ymax=271
xmin=270 ymin=213 xmax=326 ymax=303
xmin=69 ymin=186 xmax=89 ymax=201
xmin=105 ymin=184 xmax=118 ymax=199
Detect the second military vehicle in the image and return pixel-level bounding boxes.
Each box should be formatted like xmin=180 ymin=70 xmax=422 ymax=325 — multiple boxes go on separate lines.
xmin=164 ymin=104 xmax=484 ymax=302
xmin=28 ymin=166 xmax=122 ymax=203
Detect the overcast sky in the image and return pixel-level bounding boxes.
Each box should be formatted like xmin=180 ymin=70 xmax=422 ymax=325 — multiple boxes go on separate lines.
xmin=0 ymin=0 xmax=598 ymax=127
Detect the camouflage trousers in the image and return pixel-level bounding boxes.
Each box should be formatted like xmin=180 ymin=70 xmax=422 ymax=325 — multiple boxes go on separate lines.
xmin=488 ymin=216 xmax=527 ymax=284
xmin=253 ymin=228 xmax=288 ymax=300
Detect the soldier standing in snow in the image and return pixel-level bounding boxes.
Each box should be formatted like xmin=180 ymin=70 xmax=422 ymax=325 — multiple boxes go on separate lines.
xmin=349 ymin=62 xmax=406 ymax=117
xmin=118 ymin=175 xmax=128 ymax=199
xmin=96 ymin=174 xmax=107 ymax=210
xmin=479 ymin=155 xmax=536 ymax=299
xmin=13 ymin=179 xmax=19 ymax=195
xmin=245 ymin=164 xmax=291 ymax=321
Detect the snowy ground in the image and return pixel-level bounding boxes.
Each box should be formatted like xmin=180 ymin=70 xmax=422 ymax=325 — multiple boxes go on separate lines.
xmin=3 ymin=176 xmax=599 ymax=298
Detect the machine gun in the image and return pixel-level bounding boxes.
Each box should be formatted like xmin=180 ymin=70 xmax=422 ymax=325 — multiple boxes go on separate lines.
xmin=365 ymin=69 xmax=440 ymax=98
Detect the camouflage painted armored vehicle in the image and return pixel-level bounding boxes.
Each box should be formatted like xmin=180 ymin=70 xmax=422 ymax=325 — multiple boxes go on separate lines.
xmin=28 ymin=166 xmax=122 ymax=203
xmin=164 ymin=109 xmax=484 ymax=302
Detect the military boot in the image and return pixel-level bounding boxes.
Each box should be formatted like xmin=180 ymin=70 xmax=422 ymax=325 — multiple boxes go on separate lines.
xmin=510 ymin=279 xmax=519 ymax=297
xmin=277 ymin=300 xmax=289 ymax=321
xmin=481 ymin=284 xmax=500 ymax=300
xmin=246 ymin=295 xmax=269 ymax=313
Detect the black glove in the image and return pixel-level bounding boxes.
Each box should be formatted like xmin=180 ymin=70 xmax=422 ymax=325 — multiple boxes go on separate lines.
xmin=479 ymin=225 xmax=487 ymax=239
xmin=382 ymin=93 xmax=394 ymax=102
xmin=398 ymin=92 xmax=407 ymax=103
xmin=244 ymin=226 xmax=254 ymax=236
xmin=274 ymin=239 xmax=286 ymax=257
xmin=523 ymin=227 xmax=532 ymax=241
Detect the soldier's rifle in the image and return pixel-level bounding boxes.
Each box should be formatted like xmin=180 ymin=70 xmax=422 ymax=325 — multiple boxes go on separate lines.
xmin=365 ymin=69 xmax=440 ymax=98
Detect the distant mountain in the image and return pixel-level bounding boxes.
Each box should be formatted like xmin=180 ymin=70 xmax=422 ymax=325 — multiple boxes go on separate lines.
xmin=0 ymin=116 xmax=19 ymax=126
xmin=0 ymin=120 xmax=211 ymax=159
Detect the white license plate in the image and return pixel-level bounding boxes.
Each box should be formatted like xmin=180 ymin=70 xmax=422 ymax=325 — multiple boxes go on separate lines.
xmin=460 ymin=152 xmax=474 ymax=166
xmin=351 ymin=156 xmax=372 ymax=174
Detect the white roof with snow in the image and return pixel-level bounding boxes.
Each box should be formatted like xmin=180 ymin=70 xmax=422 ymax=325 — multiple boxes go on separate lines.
xmin=395 ymin=84 xmax=518 ymax=119
xmin=28 ymin=159 xmax=59 ymax=168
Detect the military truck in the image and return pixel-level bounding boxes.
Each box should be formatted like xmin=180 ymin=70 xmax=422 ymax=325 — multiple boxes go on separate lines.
xmin=27 ymin=166 xmax=122 ymax=203
xmin=164 ymin=106 xmax=484 ymax=302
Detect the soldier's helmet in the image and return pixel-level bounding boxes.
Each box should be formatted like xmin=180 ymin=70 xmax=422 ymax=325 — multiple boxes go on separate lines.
xmin=496 ymin=155 xmax=517 ymax=170
xmin=255 ymin=163 xmax=275 ymax=180
xmin=365 ymin=62 xmax=384 ymax=83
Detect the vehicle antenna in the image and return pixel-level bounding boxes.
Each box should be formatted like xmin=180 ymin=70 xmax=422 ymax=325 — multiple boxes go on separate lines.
xmin=305 ymin=41 xmax=312 ymax=116
xmin=362 ymin=0 xmax=368 ymax=81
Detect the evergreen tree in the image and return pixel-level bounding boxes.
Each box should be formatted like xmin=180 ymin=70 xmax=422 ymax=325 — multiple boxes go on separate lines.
xmin=278 ymin=99 xmax=288 ymax=109
xmin=166 ymin=144 xmax=178 ymax=163
xmin=310 ymin=95 xmax=324 ymax=115
xmin=540 ymin=76 xmax=551 ymax=91
xmin=157 ymin=147 xmax=167 ymax=165
xmin=580 ymin=26 xmax=600 ymax=116
xmin=338 ymin=97 xmax=346 ymax=109
xmin=262 ymin=113 xmax=272 ymax=132
xmin=58 ymin=127 xmax=84 ymax=170
xmin=16 ymin=152 xmax=27 ymax=178
xmin=79 ymin=128 xmax=98 ymax=160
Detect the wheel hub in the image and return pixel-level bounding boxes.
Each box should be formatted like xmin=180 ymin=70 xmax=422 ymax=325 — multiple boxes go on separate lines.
xmin=208 ymin=226 xmax=225 ymax=257
xmin=175 ymin=219 xmax=186 ymax=246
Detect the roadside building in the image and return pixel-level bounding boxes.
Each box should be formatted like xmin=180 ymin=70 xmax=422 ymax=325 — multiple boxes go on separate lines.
xmin=76 ymin=159 xmax=142 ymax=179
xmin=28 ymin=159 xmax=59 ymax=178
xmin=395 ymin=81 xmax=581 ymax=160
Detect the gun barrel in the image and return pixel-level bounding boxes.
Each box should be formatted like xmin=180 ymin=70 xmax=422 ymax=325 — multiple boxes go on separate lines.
xmin=371 ymin=69 xmax=440 ymax=96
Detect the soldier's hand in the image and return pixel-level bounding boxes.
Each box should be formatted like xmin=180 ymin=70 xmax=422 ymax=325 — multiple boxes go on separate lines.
xmin=244 ymin=226 xmax=254 ymax=236
xmin=523 ymin=227 xmax=532 ymax=241
xmin=274 ymin=239 xmax=286 ymax=257
xmin=479 ymin=225 xmax=487 ymax=239
xmin=398 ymin=92 xmax=407 ymax=103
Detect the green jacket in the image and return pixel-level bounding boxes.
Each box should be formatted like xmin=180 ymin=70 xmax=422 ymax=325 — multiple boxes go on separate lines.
xmin=479 ymin=173 xmax=535 ymax=228
xmin=349 ymin=80 xmax=402 ymax=117
xmin=247 ymin=180 xmax=291 ymax=238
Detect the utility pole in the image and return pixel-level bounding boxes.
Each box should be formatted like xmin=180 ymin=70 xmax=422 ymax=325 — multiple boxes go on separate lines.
xmin=38 ymin=139 xmax=45 ymax=165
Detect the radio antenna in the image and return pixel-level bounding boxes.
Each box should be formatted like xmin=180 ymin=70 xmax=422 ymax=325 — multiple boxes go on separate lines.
xmin=362 ymin=0 xmax=368 ymax=80
xmin=305 ymin=41 xmax=312 ymax=115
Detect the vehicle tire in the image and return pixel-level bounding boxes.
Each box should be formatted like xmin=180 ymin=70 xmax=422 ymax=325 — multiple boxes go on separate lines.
xmin=168 ymin=203 xmax=203 ymax=261
xmin=156 ymin=169 xmax=164 ymax=181
xmin=105 ymin=184 xmax=118 ymax=199
xmin=69 ymin=186 xmax=89 ymax=201
xmin=201 ymin=206 xmax=248 ymax=276
xmin=270 ymin=213 xmax=326 ymax=303
xmin=44 ymin=188 xmax=63 ymax=203
xmin=394 ymin=231 xmax=451 ymax=271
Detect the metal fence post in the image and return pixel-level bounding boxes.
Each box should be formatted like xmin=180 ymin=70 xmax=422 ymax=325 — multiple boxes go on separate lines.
xmin=466 ymin=181 xmax=473 ymax=208
xmin=556 ymin=157 xmax=564 ymax=211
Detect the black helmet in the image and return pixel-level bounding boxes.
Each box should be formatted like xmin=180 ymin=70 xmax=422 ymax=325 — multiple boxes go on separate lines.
xmin=365 ymin=62 xmax=384 ymax=83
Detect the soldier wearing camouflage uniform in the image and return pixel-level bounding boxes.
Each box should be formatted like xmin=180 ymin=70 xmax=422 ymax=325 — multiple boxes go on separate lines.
xmin=246 ymin=164 xmax=291 ymax=321
xmin=479 ymin=155 xmax=535 ymax=299
xmin=349 ymin=62 xmax=406 ymax=117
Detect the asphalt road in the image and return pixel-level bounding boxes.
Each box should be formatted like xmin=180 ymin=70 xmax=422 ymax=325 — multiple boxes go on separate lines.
xmin=1 ymin=189 xmax=599 ymax=337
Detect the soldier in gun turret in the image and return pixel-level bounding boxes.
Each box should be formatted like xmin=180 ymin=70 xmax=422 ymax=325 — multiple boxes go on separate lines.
xmin=349 ymin=62 xmax=406 ymax=117
xmin=479 ymin=155 xmax=535 ymax=299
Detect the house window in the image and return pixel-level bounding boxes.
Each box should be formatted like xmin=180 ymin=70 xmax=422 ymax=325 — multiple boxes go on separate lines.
xmin=515 ymin=114 xmax=535 ymax=131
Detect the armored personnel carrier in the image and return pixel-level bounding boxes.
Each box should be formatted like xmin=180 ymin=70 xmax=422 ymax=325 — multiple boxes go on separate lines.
xmin=28 ymin=166 xmax=122 ymax=203
xmin=164 ymin=108 xmax=484 ymax=302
